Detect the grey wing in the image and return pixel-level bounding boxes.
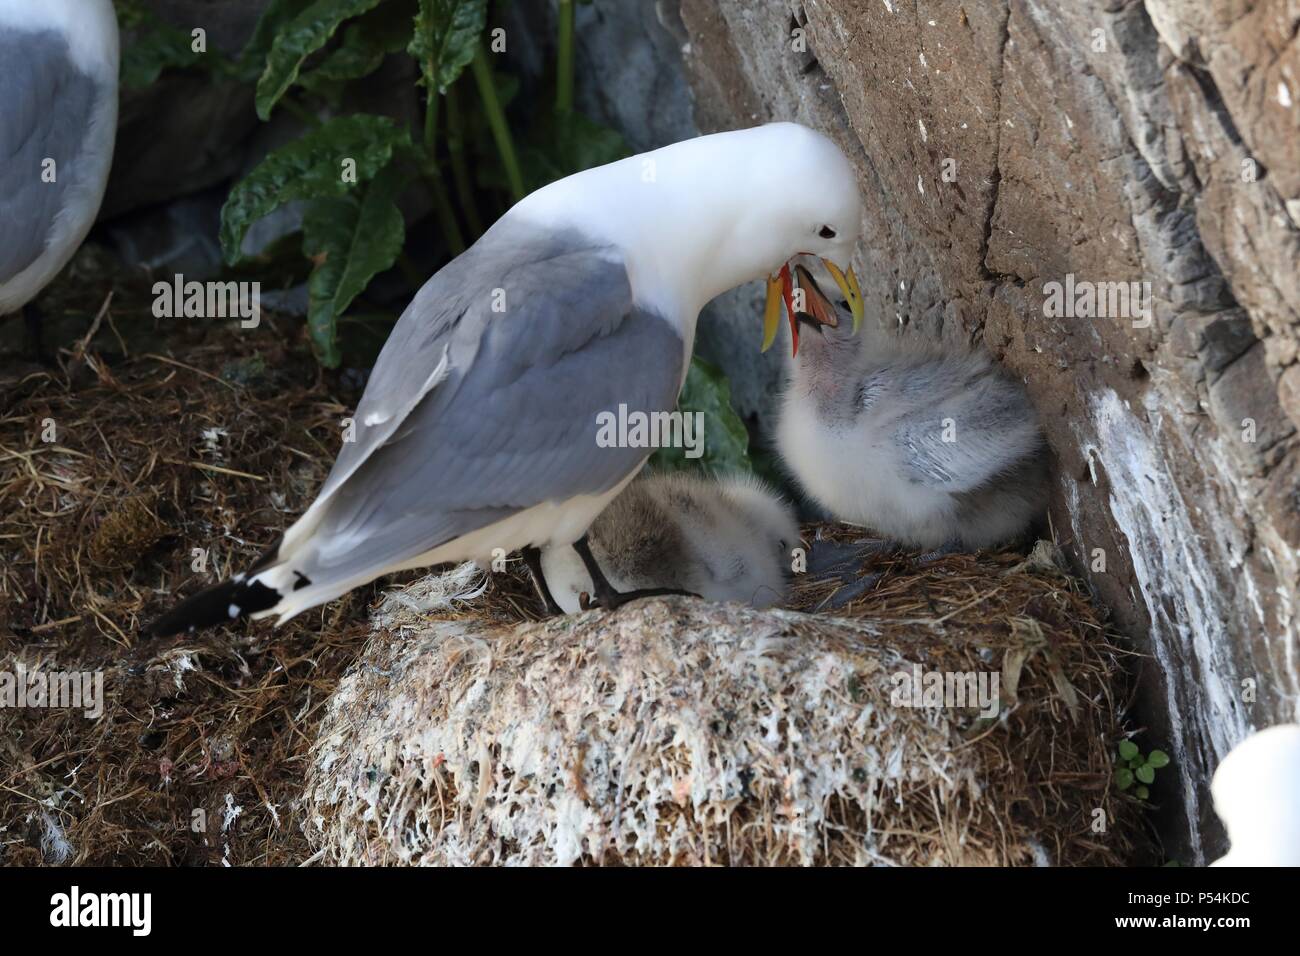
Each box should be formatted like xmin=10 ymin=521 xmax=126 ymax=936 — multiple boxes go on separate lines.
xmin=895 ymin=361 xmax=1042 ymax=492
xmin=0 ymin=28 xmax=98 ymax=284
xmin=299 ymin=229 xmax=684 ymax=573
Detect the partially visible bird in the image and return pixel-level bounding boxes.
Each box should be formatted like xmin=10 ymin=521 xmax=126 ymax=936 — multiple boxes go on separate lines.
xmin=0 ymin=0 xmax=120 ymax=355
xmin=539 ymin=472 xmax=799 ymax=613
xmin=774 ymin=263 xmax=1047 ymax=550
xmin=150 ymin=123 xmax=864 ymax=633
xmin=1211 ymin=724 xmax=1300 ymax=866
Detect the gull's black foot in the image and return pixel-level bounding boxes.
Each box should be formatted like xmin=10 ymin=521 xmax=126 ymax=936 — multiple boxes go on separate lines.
xmin=571 ymin=535 xmax=699 ymax=611
xmin=521 ymin=545 xmax=563 ymax=617
xmin=578 ymin=585 xmax=699 ymax=612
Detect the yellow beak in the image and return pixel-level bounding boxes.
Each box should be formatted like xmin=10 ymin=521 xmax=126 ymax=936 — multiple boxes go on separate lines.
xmin=761 ymin=272 xmax=785 ymax=352
xmin=821 ymin=258 xmax=864 ymax=334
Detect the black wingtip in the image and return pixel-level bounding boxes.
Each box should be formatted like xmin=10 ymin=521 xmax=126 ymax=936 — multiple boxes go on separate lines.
xmin=147 ymin=578 xmax=282 ymax=638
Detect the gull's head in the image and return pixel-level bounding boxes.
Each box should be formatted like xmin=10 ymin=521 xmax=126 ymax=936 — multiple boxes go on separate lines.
xmin=513 ymin=122 xmax=863 ymax=350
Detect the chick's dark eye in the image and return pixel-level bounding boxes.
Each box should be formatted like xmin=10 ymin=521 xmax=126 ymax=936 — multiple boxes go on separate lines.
xmin=819 ymin=225 xmax=837 ymax=239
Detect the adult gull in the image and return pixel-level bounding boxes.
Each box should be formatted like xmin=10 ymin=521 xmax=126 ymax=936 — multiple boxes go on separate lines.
xmin=152 ymin=122 xmax=863 ymax=632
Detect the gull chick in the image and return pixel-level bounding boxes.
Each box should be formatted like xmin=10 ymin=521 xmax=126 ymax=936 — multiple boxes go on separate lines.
xmin=1211 ymin=724 xmax=1300 ymax=866
xmin=0 ymin=0 xmax=120 ymax=349
xmin=539 ymin=472 xmax=799 ymax=613
xmin=775 ymin=267 xmax=1047 ymax=550
xmin=151 ymin=123 xmax=863 ymax=632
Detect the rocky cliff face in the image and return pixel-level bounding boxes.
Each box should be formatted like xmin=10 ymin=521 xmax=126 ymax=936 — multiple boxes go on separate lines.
xmin=649 ymin=0 xmax=1298 ymax=861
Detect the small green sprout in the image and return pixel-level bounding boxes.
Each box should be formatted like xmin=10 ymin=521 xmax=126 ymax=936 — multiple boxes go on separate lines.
xmin=1115 ymin=738 xmax=1170 ymax=802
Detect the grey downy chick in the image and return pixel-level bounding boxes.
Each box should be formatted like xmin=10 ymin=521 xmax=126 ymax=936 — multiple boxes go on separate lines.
xmin=776 ymin=268 xmax=1048 ymax=550
xmin=540 ymin=472 xmax=799 ymax=614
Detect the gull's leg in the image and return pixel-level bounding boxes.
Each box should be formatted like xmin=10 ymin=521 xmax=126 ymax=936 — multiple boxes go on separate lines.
xmin=571 ymin=535 xmax=698 ymax=611
xmin=521 ymin=545 xmax=563 ymax=616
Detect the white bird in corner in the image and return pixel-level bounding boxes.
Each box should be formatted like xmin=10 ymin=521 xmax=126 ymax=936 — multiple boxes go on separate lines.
xmin=1210 ymin=723 xmax=1300 ymax=866
xmin=538 ymin=472 xmax=799 ymax=614
xmin=0 ymin=0 xmax=120 ymax=357
xmin=774 ymin=263 xmax=1047 ymax=552
xmin=151 ymin=122 xmax=865 ymax=633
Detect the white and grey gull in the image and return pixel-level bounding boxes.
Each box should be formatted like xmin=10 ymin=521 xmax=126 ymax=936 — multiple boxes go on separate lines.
xmin=0 ymin=0 xmax=119 ymax=354
xmin=151 ymin=122 xmax=864 ymax=632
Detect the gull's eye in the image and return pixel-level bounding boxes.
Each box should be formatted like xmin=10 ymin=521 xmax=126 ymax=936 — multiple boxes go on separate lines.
xmin=819 ymin=225 xmax=837 ymax=239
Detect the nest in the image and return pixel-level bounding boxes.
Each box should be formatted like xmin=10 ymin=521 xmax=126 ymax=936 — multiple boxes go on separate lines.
xmin=304 ymin=540 xmax=1147 ymax=866
xmin=1 ymin=278 xmax=1149 ymax=867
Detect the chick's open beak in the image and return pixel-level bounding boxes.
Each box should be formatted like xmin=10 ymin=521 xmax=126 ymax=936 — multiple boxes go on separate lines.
xmin=762 ymin=258 xmax=864 ymax=356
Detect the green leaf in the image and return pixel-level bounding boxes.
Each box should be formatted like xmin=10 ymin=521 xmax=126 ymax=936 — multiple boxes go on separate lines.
xmin=650 ymin=356 xmax=752 ymax=475
xmin=299 ymin=0 xmax=418 ymax=93
xmin=301 ymin=165 xmax=408 ymax=367
xmin=1135 ymin=764 xmax=1156 ymax=785
xmin=409 ymin=0 xmax=488 ymax=94
xmin=241 ymin=0 xmax=318 ymax=80
xmin=255 ymin=0 xmax=386 ymax=119
xmin=1147 ymin=750 xmax=1170 ymax=769
xmin=220 ymin=114 xmax=410 ymax=264
xmin=117 ymin=1 xmax=213 ymax=89
xmin=1134 ymin=785 xmax=1150 ymax=801
xmin=1115 ymin=768 xmax=1134 ymax=791
xmin=1117 ymin=739 xmax=1139 ymax=761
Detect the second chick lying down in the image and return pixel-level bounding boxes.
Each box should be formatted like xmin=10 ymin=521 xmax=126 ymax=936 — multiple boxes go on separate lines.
xmin=540 ymin=473 xmax=799 ymax=613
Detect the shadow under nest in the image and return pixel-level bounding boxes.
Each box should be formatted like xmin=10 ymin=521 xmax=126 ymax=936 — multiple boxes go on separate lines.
xmin=0 ymin=291 xmax=1151 ymax=866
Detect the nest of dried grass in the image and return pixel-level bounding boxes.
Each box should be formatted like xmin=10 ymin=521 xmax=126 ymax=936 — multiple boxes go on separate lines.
xmin=304 ymin=537 xmax=1148 ymax=866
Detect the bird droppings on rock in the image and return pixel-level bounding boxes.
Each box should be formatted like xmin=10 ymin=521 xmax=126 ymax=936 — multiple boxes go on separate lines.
xmin=306 ymin=542 xmax=1146 ymax=866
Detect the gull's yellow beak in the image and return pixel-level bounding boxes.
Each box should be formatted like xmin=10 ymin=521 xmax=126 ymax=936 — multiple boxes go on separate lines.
xmin=821 ymin=258 xmax=864 ymax=334
xmin=761 ymin=272 xmax=784 ymax=353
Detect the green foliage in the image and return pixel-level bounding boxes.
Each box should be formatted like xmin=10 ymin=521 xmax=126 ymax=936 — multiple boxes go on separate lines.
xmin=219 ymin=114 xmax=410 ymax=264
xmin=410 ymin=0 xmax=487 ymax=94
xmin=302 ymin=166 xmax=409 ymax=366
xmin=255 ymin=0 xmax=387 ymax=119
xmin=1115 ymin=738 xmax=1172 ymax=803
xmin=122 ymin=0 xmax=753 ymax=475
xmin=116 ymin=0 xmax=231 ymax=89
xmin=651 ymin=357 xmax=752 ymax=475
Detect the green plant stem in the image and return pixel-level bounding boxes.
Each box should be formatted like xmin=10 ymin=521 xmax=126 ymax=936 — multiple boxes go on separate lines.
xmin=445 ymin=83 xmax=484 ymax=237
xmin=426 ymin=162 xmax=466 ymax=255
xmin=556 ymin=0 xmax=575 ymax=115
xmin=471 ymin=43 xmax=525 ymax=201
xmin=417 ymin=75 xmax=464 ymax=255
xmin=423 ymin=81 xmax=440 ymax=157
